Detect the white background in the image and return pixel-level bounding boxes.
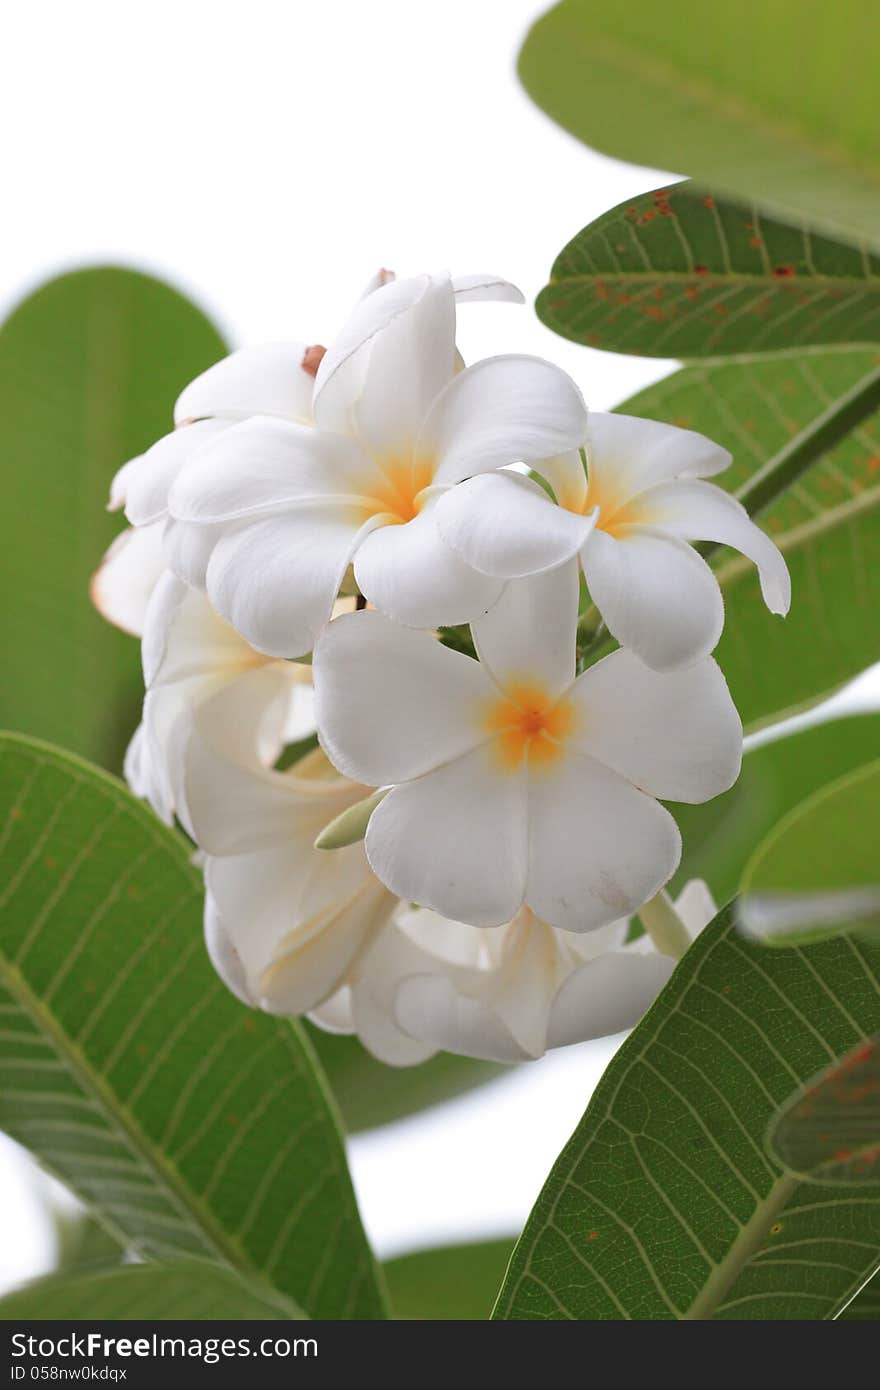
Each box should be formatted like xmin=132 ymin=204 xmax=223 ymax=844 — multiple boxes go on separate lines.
xmin=1 ymin=0 xmax=877 ymax=1292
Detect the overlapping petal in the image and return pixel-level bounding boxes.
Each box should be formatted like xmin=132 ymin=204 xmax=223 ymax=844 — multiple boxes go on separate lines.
xmin=435 ymin=471 xmax=595 ymax=579
xmin=424 ymin=354 xmax=588 ymax=485
xmin=174 ymin=342 xmax=316 ymax=426
xmin=353 ymin=500 xmax=504 ymax=628
xmin=471 ymin=563 xmax=579 ymax=699
xmin=581 ymin=526 xmax=724 ymax=670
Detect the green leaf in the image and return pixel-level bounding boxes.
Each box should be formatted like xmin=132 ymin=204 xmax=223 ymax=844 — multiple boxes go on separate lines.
xmin=0 ymin=268 xmax=227 ymax=773
xmin=384 ymin=1240 xmax=515 ymax=1320
xmin=841 ymin=1268 xmax=880 ymax=1318
xmin=0 ymin=733 xmax=386 ymax=1320
xmin=519 ymin=1 xmax=880 ymax=247
xmin=739 ymin=761 xmax=880 ymax=944
xmin=674 ymin=713 xmax=880 ymax=910
xmin=767 ymin=1032 xmax=880 ymax=1185
xmin=617 ymin=347 xmax=880 ymax=732
xmin=494 ymin=905 xmax=880 ymax=1320
xmin=305 ymin=1026 xmax=506 ymax=1134
xmin=0 ymin=1260 xmax=303 ymax=1321
xmin=539 ymin=185 xmax=880 ymax=358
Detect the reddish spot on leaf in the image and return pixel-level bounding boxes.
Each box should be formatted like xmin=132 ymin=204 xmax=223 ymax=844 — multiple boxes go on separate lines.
xmin=694 ymin=265 xmax=708 ymax=275
xmin=685 ymin=286 xmax=700 ymax=301
xmin=703 ymin=196 xmax=715 ymax=209
xmin=772 ymin=266 xmax=796 ymax=278
xmin=594 ymin=281 xmax=611 ymax=301
xmin=750 ymin=237 xmax=762 ymax=249
xmin=644 ymin=305 xmax=665 ymax=320
xmin=588 ymin=1231 xmax=599 ymax=1240
xmin=714 ymin=304 xmax=729 ymax=315
xmin=638 ymin=210 xmax=657 ymax=224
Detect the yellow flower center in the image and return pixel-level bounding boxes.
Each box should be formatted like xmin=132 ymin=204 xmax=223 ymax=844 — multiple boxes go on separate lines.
xmin=367 ymin=458 xmax=435 ymax=525
xmin=484 ymin=680 xmax=575 ymax=770
xmin=556 ymin=459 xmax=652 ymax=537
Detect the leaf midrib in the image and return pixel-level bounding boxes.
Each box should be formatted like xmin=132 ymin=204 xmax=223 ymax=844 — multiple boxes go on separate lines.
xmin=546 ymin=271 xmax=880 ymax=291
xmin=0 ymin=916 xmax=283 ymax=1301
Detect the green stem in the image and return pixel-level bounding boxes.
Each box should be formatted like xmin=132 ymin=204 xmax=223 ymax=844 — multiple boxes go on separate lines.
xmin=682 ymin=1172 xmax=799 ymax=1319
xmin=638 ymin=889 xmax=692 ymax=961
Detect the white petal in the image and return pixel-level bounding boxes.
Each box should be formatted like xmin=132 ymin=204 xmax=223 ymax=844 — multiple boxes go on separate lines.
xmin=452 ymin=273 xmax=524 ymax=305
xmin=570 ymin=648 xmax=742 ymax=803
xmin=548 ymin=950 xmax=675 ymax=1047
xmin=141 ymin=572 xmax=259 ymax=689
xmin=174 ymin=342 xmax=316 ymax=426
xmin=206 ymin=508 xmax=369 ymax=658
xmin=423 ymin=355 xmax=588 ymax=485
xmin=205 ymin=839 xmax=379 ymax=1015
xmin=394 ymin=973 xmax=530 ymax=1063
xmin=582 ymin=526 xmax=724 ymax=671
xmin=162 ymin=517 xmax=228 ymax=589
xmin=313 ymin=274 xmax=434 ymax=435
xmin=354 ymin=272 xmax=456 ymax=457
xmin=527 ymin=752 xmax=681 ymax=932
xmin=168 ymin=416 xmax=374 ymax=523
xmin=108 ymin=453 xmax=141 ymax=511
xmin=471 ymin=563 xmax=579 ymax=700
xmin=366 ymin=743 xmax=529 ymax=927
xmin=204 ymin=896 xmax=257 ymax=1006
xmin=349 ymin=926 xmax=441 ymax=1066
xmin=259 ymin=874 xmax=395 ymax=1016
xmin=586 ymin=411 xmax=732 ymax=505
xmin=353 ymin=500 xmax=504 ymax=627
xmin=308 ymin=986 xmax=355 ymax=1035
xmin=674 ymin=878 xmax=718 ymax=938
xmin=436 ymin=470 xmax=594 ymax=579
xmin=313 ymin=610 xmax=494 ymax=785
xmin=90 ymin=523 xmax=166 ymax=638
xmin=643 ymin=478 xmax=791 ymax=615
xmin=123 ymin=420 xmax=230 ymax=526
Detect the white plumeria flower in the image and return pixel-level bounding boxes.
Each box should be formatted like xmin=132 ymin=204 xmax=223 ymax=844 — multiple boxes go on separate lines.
xmin=128 ymin=573 xmax=314 ymax=825
xmin=308 ymin=880 xmax=717 ymax=1066
xmin=166 ymin=270 xmax=588 ymax=656
xmin=185 ymin=730 xmax=399 ymax=1018
xmin=436 ymin=411 xmax=791 ymax=671
xmin=92 ymin=339 xmax=322 ymax=631
xmin=313 ymin=564 xmax=742 ymax=932
xmin=109 ymin=340 xmax=319 ymax=589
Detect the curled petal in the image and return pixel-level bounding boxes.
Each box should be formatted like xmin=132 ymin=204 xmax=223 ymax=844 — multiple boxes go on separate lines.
xmin=423 ymin=354 xmax=588 ymax=486
xmin=643 ymin=478 xmax=791 ymax=616
xmin=581 ymin=526 xmax=724 ymax=670
xmin=204 ymin=897 xmax=256 ymax=1006
xmin=174 ymin=342 xmax=316 ymax=426
xmin=206 ymin=507 xmax=371 ymax=658
xmin=313 ymin=274 xmax=434 ymax=435
xmin=124 ymin=420 xmax=229 ymax=526
xmin=162 ymin=517 xmax=228 ymax=589
xmin=353 ymin=500 xmax=504 ymax=628
xmin=436 ymin=471 xmax=594 ymax=579
xmin=354 ymin=273 xmax=456 ymax=457
xmin=451 ymin=273 xmax=524 ymax=304
xmin=587 ymin=412 xmax=732 ymax=507
xmin=168 ymin=416 xmax=374 ymax=523
xmin=547 ymin=951 xmax=675 ymax=1048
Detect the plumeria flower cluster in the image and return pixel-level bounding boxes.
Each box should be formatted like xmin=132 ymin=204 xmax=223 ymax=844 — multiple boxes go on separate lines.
xmin=92 ymin=266 xmax=790 ymax=1065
